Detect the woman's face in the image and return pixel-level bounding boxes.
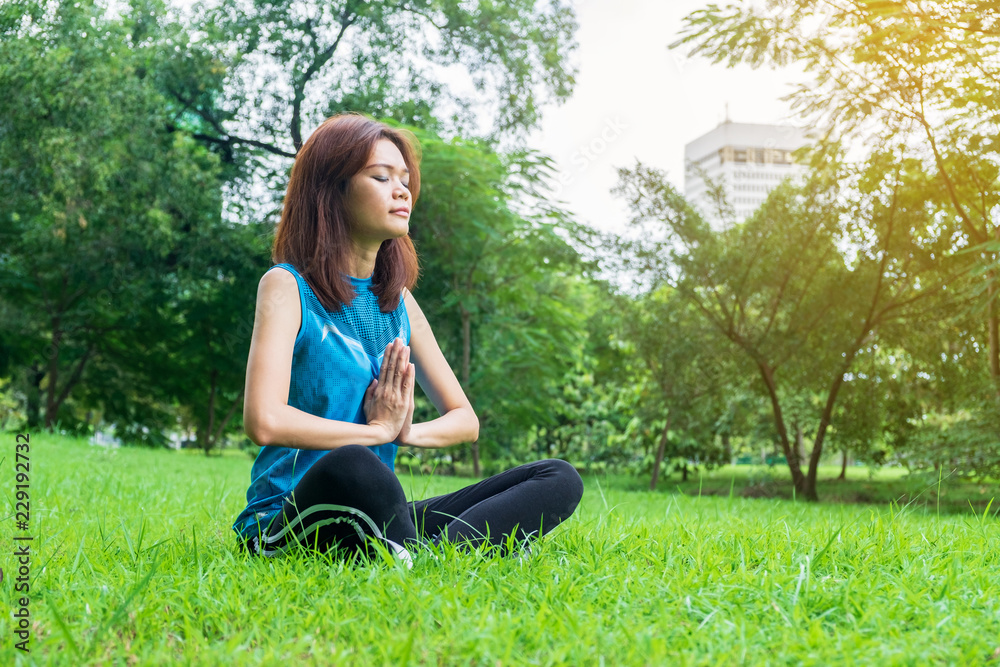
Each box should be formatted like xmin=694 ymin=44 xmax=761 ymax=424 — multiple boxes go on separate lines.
xmin=345 ymin=139 xmax=411 ymax=248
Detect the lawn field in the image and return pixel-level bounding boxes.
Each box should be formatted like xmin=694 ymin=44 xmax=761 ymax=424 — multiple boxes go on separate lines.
xmin=1 ymin=432 xmax=998 ymax=665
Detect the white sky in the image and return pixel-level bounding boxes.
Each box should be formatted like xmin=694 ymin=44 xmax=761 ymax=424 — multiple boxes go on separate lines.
xmin=526 ymin=0 xmax=806 ymax=234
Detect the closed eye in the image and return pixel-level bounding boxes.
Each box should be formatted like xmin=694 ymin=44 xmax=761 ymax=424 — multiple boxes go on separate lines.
xmin=373 ymin=175 xmax=410 ymax=189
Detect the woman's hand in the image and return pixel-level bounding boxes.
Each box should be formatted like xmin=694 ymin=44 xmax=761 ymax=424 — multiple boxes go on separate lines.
xmin=363 ymin=338 xmax=416 ymax=443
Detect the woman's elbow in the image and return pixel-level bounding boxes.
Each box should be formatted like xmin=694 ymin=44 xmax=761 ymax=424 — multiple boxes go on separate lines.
xmin=468 ymin=410 xmax=480 ymax=442
xmin=244 ymin=409 xmax=275 ymax=448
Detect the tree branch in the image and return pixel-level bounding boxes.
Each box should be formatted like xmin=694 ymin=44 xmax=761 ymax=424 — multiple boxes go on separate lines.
xmin=166 ymin=86 xmax=297 ymax=158
xmin=290 ymin=4 xmax=357 ymax=151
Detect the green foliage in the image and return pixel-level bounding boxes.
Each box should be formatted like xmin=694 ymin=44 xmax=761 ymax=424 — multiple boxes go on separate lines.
xmin=142 ymin=218 xmax=272 ymax=452
xmin=0 ymin=0 xmax=592 ymax=459
xmin=0 ymin=1 xmax=223 ymax=435
xmin=674 ymin=0 xmax=1000 ymax=439
xmin=180 ymin=0 xmax=578 ymax=157
xmin=0 ymin=1 xmax=273 ymax=449
xmin=10 ymin=0 xmax=996 ymax=486
xmin=402 ymin=127 xmax=594 ymax=471
xmin=631 ymin=288 xmax=737 ymax=444
xmin=0 ymin=377 xmax=26 ymax=431
xmin=613 ymin=147 xmax=954 ymax=498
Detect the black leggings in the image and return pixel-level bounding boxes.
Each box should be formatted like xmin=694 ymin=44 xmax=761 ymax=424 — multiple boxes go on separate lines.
xmin=241 ymin=445 xmax=584 ymax=558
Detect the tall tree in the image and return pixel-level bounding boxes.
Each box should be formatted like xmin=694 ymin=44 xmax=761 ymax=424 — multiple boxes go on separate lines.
xmin=622 ymin=287 xmax=735 ymax=490
xmin=872 ymin=296 xmax=1000 ymax=478
xmin=0 ymin=1 xmax=223 ymax=431
xmin=673 ymin=0 xmax=1000 ymax=406
xmin=135 ymin=219 xmax=272 ymax=452
xmin=169 ymin=0 xmax=578 ymax=163
xmin=614 ymin=149 xmax=955 ymax=499
xmin=408 ymin=128 xmax=589 ymax=475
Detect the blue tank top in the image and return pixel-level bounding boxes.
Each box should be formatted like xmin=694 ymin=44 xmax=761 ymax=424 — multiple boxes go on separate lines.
xmin=232 ymin=262 xmax=410 ymax=541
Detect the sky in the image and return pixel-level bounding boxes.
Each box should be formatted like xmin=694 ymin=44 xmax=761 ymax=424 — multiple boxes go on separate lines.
xmin=525 ymin=0 xmax=806 ymax=234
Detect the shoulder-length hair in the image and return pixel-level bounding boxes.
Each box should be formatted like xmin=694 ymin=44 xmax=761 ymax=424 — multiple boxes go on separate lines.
xmin=272 ymin=113 xmax=421 ymax=313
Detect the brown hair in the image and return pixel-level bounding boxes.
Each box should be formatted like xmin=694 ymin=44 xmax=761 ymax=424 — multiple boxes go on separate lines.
xmin=272 ymin=113 xmax=421 ymax=312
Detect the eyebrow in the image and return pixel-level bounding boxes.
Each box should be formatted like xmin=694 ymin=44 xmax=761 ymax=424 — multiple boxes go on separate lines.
xmin=364 ymin=163 xmax=409 ymax=174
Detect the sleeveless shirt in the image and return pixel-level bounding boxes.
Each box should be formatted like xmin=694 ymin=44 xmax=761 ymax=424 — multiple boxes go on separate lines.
xmin=232 ymin=262 xmax=411 ymax=541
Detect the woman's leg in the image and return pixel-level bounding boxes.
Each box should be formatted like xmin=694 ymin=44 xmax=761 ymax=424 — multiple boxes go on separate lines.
xmin=409 ymin=459 xmax=583 ymax=554
xmin=258 ymin=445 xmax=418 ymax=558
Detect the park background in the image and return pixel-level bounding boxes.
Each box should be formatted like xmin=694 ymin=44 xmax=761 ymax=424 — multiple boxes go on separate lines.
xmin=0 ymin=0 xmax=998 ymax=664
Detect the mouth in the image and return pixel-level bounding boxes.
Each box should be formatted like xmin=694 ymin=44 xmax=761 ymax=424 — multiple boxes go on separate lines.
xmin=391 ymin=208 xmax=410 ymax=217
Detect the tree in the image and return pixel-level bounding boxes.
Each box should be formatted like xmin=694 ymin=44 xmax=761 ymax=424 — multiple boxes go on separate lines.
xmin=407 ymin=128 xmax=590 ymax=475
xmin=167 ymin=0 xmax=578 ymax=167
xmin=674 ymin=0 xmax=1000 ymax=408
xmin=872 ymin=297 xmax=1000 ymax=478
xmin=139 ymin=219 xmax=272 ymax=453
xmin=1 ymin=0 xmax=587 ymax=455
xmin=614 ymin=149 xmax=954 ymax=500
xmin=0 ymin=1 xmax=224 ymax=432
xmin=622 ymin=287 xmax=735 ymax=490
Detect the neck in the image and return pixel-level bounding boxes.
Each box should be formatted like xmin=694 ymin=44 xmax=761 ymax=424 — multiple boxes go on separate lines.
xmin=346 ymin=242 xmax=379 ymax=280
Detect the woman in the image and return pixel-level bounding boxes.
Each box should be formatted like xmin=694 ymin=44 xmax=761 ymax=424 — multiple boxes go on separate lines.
xmin=233 ymin=114 xmax=583 ymax=562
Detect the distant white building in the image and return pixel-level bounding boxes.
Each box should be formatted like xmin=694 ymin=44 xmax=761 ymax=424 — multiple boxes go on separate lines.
xmin=684 ymin=121 xmax=808 ymax=229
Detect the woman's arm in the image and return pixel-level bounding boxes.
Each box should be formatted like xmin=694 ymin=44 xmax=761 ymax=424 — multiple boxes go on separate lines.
xmin=243 ymin=269 xmax=411 ymax=450
xmin=398 ymin=289 xmax=480 ymax=448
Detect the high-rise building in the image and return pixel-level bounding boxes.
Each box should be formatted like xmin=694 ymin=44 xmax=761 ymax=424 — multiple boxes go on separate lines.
xmin=684 ymin=121 xmax=808 ymax=229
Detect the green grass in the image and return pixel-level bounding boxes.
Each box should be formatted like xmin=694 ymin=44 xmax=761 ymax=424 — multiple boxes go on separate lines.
xmin=1 ymin=431 xmax=999 ymax=665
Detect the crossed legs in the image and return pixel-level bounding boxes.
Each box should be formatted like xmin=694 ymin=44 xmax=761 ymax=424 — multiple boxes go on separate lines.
xmin=252 ymin=445 xmax=583 ymax=558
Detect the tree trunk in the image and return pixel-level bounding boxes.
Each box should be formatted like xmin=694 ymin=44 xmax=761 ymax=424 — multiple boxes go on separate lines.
xmin=649 ymin=416 xmax=670 ymax=491
xmin=210 ymin=389 xmax=244 ymax=448
xmin=757 ymin=362 xmax=807 ymax=491
xmin=25 ymin=365 xmax=44 ymax=428
xmin=795 ymin=422 xmax=806 ymax=465
xmin=460 ymin=305 xmax=480 ymax=477
xmin=805 ymin=360 xmax=854 ymax=501
xmin=44 ymin=316 xmax=62 ymax=428
xmin=722 ymin=432 xmax=732 ymax=463
xmin=681 ymin=461 xmax=689 ymax=482
xmin=203 ymin=369 xmax=218 ymax=455
xmin=989 ymin=274 xmax=1000 ymax=408
xmin=42 ymin=321 xmax=93 ymax=430
xmin=838 ymin=449 xmax=848 ymax=480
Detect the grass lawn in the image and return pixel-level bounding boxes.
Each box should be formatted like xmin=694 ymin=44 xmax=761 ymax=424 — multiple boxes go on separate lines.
xmin=1 ymin=431 xmax=998 ymax=665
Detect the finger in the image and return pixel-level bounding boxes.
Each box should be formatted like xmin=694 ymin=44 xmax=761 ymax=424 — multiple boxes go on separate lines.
xmin=379 ymin=343 xmax=392 ymax=384
xmin=380 ymin=340 xmax=398 ymax=384
xmin=390 ymin=338 xmax=404 ymax=376
xmin=363 ymin=380 xmax=376 ymax=417
xmin=405 ymin=376 xmax=415 ymax=419
xmin=405 ymin=365 xmax=415 ymax=409
xmin=401 ymin=360 xmax=414 ymax=392
xmin=395 ymin=345 xmax=410 ymax=387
